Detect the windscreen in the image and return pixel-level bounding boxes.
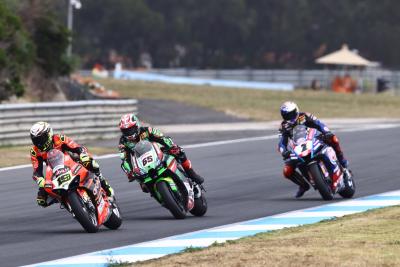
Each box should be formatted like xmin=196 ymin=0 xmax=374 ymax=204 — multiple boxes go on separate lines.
xmin=47 ymin=149 xmax=65 ymax=169
xmin=134 ymin=140 xmax=153 ymax=157
xmin=292 ymin=125 xmax=308 ymax=145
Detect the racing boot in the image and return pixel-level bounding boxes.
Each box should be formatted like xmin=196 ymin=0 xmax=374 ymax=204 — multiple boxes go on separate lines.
xmin=36 ymin=188 xmax=48 ymax=207
xmin=291 ymin=172 xmax=310 ymax=198
xmin=185 ymin=168 xmax=204 ymax=185
xmin=181 ymin=159 xmax=204 ymax=184
xmin=97 ymin=173 xmax=114 ymax=197
xmin=295 ymin=184 xmax=310 ymax=198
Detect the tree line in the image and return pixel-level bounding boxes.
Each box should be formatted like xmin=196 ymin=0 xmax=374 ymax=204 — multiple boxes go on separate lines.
xmin=1 ymin=0 xmax=399 ymax=101
xmin=72 ymin=0 xmax=400 ymax=69
xmin=0 ymin=0 xmax=72 ymax=100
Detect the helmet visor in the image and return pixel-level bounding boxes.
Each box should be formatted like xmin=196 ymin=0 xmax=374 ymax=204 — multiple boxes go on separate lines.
xmin=31 ymin=134 xmax=51 ymax=151
xmin=281 ymin=109 xmax=298 ymax=122
xmin=121 ymin=126 xmax=139 ymax=138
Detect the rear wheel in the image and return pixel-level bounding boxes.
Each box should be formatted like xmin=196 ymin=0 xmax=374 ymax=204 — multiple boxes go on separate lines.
xmin=104 ymin=198 xmax=123 ymax=230
xmin=308 ymin=162 xmax=334 ymax=200
xmin=190 ymin=193 xmax=207 ymax=217
xmin=68 ymin=191 xmax=99 ymax=233
xmin=156 ymin=181 xmax=186 ymax=219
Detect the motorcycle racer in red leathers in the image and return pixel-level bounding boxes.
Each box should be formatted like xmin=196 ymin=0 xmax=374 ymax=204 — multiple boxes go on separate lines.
xmin=30 ymin=121 xmax=114 ymax=207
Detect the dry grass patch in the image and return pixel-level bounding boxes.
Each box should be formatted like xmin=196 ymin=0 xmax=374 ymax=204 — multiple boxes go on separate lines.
xmin=101 ymin=79 xmax=400 ymax=121
xmin=0 ymin=145 xmax=116 ymax=168
xmin=135 ymin=206 xmax=400 ymax=267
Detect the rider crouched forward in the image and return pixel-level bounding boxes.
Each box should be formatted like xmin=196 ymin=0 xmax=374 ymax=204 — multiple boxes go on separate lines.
xmin=30 ymin=122 xmax=114 ymax=207
xmin=118 ymin=113 xmax=204 ymax=192
xmin=278 ymin=101 xmax=349 ymax=198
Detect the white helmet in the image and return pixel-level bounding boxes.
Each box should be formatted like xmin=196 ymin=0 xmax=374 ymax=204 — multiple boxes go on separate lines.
xmin=280 ymin=101 xmax=299 ymax=123
xmin=30 ymin=122 xmax=53 ymax=151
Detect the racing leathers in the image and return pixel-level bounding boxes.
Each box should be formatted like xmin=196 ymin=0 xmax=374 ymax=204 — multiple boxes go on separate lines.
xmin=119 ymin=126 xmax=204 ymax=191
xmin=278 ymin=112 xmax=348 ymax=197
xmin=31 ymin=134 xmax=113 ymax=207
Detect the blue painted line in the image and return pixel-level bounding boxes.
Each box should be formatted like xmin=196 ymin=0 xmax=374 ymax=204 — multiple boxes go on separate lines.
xmin=360 ymin=195 xmax=400 ymax=201
xmin=36 ymin=265 xmax=107 ymax=267
xmin=243 ymin=216 xmax=331 ymax=225
xmin=95 ymin=246 xmax=186 ymax=255
xmin=306 ymin=206 xmax=381 ymax=212
xmin=174 ymin=230 xmax=266 ymax=239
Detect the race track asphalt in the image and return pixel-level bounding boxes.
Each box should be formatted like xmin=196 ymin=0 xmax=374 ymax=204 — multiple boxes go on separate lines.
xmin=1 ymin=126 xmax=400 ymax=266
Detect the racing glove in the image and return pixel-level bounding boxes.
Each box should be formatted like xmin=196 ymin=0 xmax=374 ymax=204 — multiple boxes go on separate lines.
xmin=80 ymin=153 xmax=91 ymax=167
xmin=33 ymin=176 xmax=45 ymax=188
xmin=169 ymin=145 xmax=182 ymax=155
xmin=324 ymin=131 xmax=334 ymax=139
xmin=282 ymin=150 xmax=291 ymax=160
xmin=321 ymin=131 xmax=335 ymax=143
xmin=121 ymin=161 xmax=138 ymax=182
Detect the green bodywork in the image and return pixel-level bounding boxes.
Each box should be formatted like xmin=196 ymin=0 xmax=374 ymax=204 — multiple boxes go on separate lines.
xmin=145 ymin=154 xmax=186 ymax=203
xmin=132 ymin=141 xmax=186 ymax=205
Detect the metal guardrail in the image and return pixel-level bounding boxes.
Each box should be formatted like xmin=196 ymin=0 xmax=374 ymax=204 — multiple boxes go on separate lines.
xmin=0 ymin=99 xmax=138 ymax=146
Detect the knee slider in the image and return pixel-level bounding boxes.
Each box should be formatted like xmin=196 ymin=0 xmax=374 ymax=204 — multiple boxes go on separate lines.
xmin=283 ymin=165 xmax=294 ymax=178
xmin=181 ymin=159 xmax=192 ymax=170
xmin=332 ymin=135 xmax=339 ymax=144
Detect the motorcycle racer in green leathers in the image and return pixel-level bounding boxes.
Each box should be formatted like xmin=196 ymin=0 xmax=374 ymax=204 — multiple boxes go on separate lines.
xmin=118 ymin=114 xmax=204 ymax=191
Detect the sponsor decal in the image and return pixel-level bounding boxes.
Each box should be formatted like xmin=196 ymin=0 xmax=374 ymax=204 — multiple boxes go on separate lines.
xmin=98 ymin=197 xmax=105 ymax=214
xmin=73 ymin=165 xmax=82 ymax=175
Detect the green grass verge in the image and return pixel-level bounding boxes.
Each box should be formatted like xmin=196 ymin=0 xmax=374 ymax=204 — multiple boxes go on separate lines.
xmin=133 ymin=206 xmax=400 ymax=267
xmin=101 ymin=79 xmax=400 ymax=121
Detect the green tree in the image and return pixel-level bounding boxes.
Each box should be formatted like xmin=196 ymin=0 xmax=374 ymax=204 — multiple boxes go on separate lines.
xmin=0 ymin=1 xmax=34 ymax=99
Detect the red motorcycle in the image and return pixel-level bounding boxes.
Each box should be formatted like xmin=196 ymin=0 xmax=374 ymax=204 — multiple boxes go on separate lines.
xmin=44 ymin=149 xmax=122 ymax=233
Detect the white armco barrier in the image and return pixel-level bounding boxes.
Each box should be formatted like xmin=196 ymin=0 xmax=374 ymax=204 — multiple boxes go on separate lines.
xmin=0 ymin=99 xmax=138 ymax=146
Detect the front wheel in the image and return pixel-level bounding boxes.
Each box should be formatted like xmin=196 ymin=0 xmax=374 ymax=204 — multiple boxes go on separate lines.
xmin=156 ymin=181 xmax=186 ymax=219
xmin=308 ymin=162 xmax=334 ymax=200
xmin=68 ymin=191 xmax=99 ymax=233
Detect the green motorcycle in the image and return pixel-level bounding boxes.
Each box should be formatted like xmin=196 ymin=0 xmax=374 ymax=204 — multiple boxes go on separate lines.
xmin=126 ymin=140 xmax=207 ymax=219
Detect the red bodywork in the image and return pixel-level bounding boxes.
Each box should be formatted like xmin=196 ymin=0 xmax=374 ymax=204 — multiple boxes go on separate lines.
xmin=44 ymin=152 xmax=111 ymax=226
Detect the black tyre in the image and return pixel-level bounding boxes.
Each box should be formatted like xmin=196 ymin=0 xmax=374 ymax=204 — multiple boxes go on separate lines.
xmin=156 ymin=181 xmax=186 ymax=219
xmin=68 ymin=191 xmax=99 ymax=233
xmin=190 ymin=193 xmax=207 ymax=217
xmin=339 ymin=172 xmax=356 ymax=199
xmin=104 ymin=199 xmax=123 ymax=230
xmin=308 ymin=162 xmax=334 ymax=200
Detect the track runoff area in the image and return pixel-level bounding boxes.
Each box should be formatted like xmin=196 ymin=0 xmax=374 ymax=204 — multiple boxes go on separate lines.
xmin=16 ymin=119 xmax=400 ymax=266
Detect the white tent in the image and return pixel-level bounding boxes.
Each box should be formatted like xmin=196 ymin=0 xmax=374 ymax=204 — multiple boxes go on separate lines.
xmin=316 ymin=44 xmax=373 ymax=67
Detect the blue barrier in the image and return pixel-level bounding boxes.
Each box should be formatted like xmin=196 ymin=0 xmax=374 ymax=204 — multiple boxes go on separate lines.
xmin=113 ymin=70 xmax=294 ymax=91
